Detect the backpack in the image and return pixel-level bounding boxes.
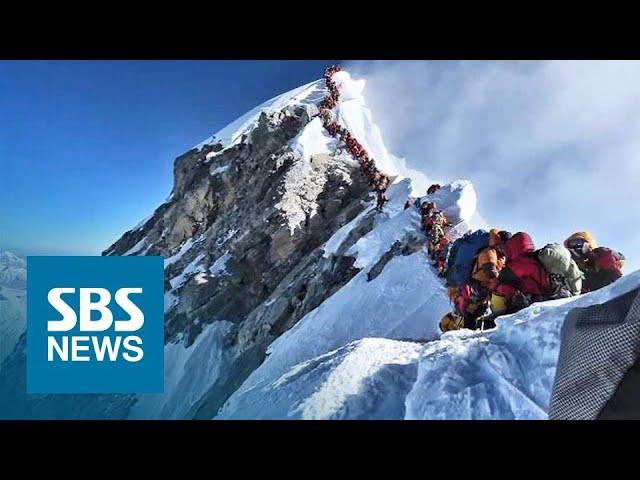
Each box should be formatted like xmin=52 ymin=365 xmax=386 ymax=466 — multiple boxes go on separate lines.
xmin=583 ymin=247 xmax=625 ymax=292
xmin=592 ymin=247 xmax=625 ymax=272
xmin=445 ymin=229 xmax=490 ymax=287
xmin=535 ymin=243 xmax=583 ymax=295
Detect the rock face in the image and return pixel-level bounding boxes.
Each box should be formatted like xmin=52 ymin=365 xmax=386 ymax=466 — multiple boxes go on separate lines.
xmin=103 ymin=87 xmax=380 ymax=418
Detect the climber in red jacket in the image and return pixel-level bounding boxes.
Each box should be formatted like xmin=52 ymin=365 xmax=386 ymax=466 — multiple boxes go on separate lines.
xmin=493 ymin=232 xmax=551 ymax=314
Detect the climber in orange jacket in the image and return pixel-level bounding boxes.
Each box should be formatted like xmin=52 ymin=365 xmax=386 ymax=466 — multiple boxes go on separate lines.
xmin=471 ymin=246 xmax=506 ymax=290
xmin=469 ymin=229 xmax=511 ymax=290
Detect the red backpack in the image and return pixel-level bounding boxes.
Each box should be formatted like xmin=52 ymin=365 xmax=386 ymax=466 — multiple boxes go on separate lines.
xmin=592 ymin=247 xmax=625 ymax=274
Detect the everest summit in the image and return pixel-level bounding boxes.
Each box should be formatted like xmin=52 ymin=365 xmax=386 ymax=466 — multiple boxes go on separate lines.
xmin=1 ymin=68 xmax=637 ymax=420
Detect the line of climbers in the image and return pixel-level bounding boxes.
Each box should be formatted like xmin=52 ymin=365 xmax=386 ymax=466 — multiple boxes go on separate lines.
xmin=408 ymin=185 xmax=627 ymax=333
xmin=443 ymin=229 xmax=625 ymax=332
xmin=317 ymin=64 xmax=628 ymax=334
xmin=318 ymin=64 xmax=392 ymax=212
xmin=405 ymin=184 xmax=452 ymax=275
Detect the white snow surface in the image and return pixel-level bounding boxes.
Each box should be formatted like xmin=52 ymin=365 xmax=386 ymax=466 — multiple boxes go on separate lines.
xmin=129 ymin=321 xmax=235 ymax=419
xmin=289 ymin=117 xmax=337 ymax=160
xmin=275 ymin=71 xmax=429 ymax=234
xmin=218 ymin=270 xmax=640 ymax=420
xmin=194 ymin=79 xmax=326 ymax=153
xmin=209 ymin=252 xmax=231 ymax=276
xmin=332 ymin=71 xmax=398 ymax=180
xmin=164 ymin=291 xmax=178 ymax=314
xmin=210 ymin=164 xmax=230 ymax=176
xmin=425 ymin=180 xmax=478 ymax=226
xmin=218 ymin=182 xmax=454 ymax=419
xmin=332 ymin=71 xmax=433 ymax=196
xmin=275 ymin=118 xmax=341 ymax=233
xmin=123 ymin=236 xmax=147 ymax=256
xmin=164 ymin=236 xmax=200 ymax=268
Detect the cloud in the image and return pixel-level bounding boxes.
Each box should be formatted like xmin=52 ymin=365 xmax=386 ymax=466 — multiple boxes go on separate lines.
xmin=346 ymin=60 xmax=640 ymax=272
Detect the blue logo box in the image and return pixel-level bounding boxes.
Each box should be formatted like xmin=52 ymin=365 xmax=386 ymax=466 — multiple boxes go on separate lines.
xmin=27 ymin=256 xmax=164 ymax=394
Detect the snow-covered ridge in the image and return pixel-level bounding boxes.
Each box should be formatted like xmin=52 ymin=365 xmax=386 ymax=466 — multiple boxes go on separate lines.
xmin=216 ymin=179 xmax=484 ymax=418
xmin=330 ymin=71 xmax=431 ymax=196
xmin=218 ymin=269 xmax=640 ymax=420
xmin=194 ymin=79 xmax=327 ymax=153
xmin=273 ymin=69 xmax=434 ymax=234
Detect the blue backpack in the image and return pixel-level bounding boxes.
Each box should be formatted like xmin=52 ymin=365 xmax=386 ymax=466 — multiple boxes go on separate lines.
xmin=445 ymin=229 xmax=490 ymax=287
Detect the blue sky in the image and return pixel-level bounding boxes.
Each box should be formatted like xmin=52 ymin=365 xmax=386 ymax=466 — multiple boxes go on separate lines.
xmin=0 ymin=60 xmax=334 ymax=255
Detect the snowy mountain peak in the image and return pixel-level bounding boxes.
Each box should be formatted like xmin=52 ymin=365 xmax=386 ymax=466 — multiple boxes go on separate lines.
xmin=3 ymin=67 xmax=636 ymax=421
xmin=0 ymin=250 xmax=26 ymax=290
xmin=194 ymin=79 xmax=326 ymax=154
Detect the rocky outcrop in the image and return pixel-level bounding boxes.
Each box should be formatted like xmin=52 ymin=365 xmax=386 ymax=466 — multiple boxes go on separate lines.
xmin=367 ymin=233 xmax=425 ymax=282
xmin=101 ymin=99 xmax=378 ymax=417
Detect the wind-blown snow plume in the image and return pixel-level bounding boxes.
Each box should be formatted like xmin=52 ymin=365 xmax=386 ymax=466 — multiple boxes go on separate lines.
xmin=345 ymin=60 xmax=640 ymax=272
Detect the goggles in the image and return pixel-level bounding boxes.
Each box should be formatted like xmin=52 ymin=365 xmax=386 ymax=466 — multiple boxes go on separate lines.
xmin=567 ymin=239 xmax=587 ymax=251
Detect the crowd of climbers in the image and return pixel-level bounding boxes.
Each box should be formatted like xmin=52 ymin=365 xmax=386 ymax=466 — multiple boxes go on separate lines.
xmin=409 ymin=186 xmax=628 ymax=332
xmin=318 ymin=65 xmax=627 ymax=334
xmin=319 ymin=65 xmax=392 ymax=211
xmin=408 ymin=184 xmax=627 ymax=333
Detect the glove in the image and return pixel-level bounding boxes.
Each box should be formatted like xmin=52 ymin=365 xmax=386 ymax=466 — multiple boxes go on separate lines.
xmin=508 ymin=291 xmax=531 ymax=313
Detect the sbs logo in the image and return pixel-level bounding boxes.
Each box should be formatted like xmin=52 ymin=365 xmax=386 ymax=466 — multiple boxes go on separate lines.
xmin=47 ymin=287 xmax=145 ymax=363
xmin=27 ymin=256 xmax=164 ymax=394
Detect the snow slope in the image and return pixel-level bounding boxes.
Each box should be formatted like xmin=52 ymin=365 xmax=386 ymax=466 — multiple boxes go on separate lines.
xmin=218 ymin=269 xmax=640 ymax=420
xmin=218 ymin=180 xmax=484 ymax=419
xmin=194 ymin=79 xmax=327 ymax=153
xmin=332 ymin=71 xmax=431 ymax=195
xmin=129 ymin=320 xmax=235 ymax=419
